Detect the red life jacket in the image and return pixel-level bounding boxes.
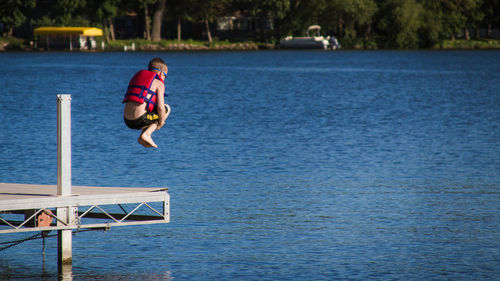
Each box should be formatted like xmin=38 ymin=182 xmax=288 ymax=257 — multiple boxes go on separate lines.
xmin=122 ymin=70 xmax=164 ymax=112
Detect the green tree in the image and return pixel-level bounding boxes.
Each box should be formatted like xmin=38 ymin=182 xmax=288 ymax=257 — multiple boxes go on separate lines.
xmin=418 ymin=1 xmax=443 ymax=48
xmin=131 ymin=0 xmax=156 ymax=40
xmin=228 ymin=0 xmax=293 ymax=41
xmin=167 ymin=0 xmax=193 ymax=40
xmin=29 ymin=0 xmax=89 ymax=27
xmin=377 ymin=0 xmax=423 ymax=48
xmin=322 ymin=0 xmax=377 ymax=48
xmin=482 ymin=0 xmax=500 ymax=37
xmin=258 ymin=0 xmax=292 ymax=41
xmin=152 ymin=0 xmax=166 ymax=41
xmin=189 ymin=0 xmax=229 ymax=42
xmin=119 ymin=0 xmax=153 ymax=40
xmin=280 ymin=0 xmax=327 ymax=37
xmin=463 ymin=0 xmax=484 ymax=39
xmin=0 ymin=0 xmax=36 ymax=37
xmin=53 ymin=0 xmax=88 ymax=26
xmin=439 ymin=0 xmax=482 ymax=40
xmin=86 ymin=0 xmax=119 ymax=41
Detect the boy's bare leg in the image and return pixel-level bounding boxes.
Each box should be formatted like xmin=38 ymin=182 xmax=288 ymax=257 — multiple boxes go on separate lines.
xmin=139 ymin=123 xmax=158 ymax=148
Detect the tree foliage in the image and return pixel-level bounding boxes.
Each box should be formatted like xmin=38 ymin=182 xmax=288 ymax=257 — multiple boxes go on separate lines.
xmin=377 ymin=0 xmax=423 ymax=48
xmin=1 ymin=0 xmax=500 ymax=48
xmin=0 ymin=0 xmax=36 ymax=36
xmin=482 ymin=0 xmax=500 ymax=36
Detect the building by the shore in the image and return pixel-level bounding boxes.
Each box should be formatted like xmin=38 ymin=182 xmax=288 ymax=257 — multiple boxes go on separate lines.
xmin=33 ymin=27 xmax=103 ymax=50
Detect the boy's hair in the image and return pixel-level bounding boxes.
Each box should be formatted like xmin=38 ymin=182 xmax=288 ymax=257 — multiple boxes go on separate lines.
xmin=148 ymin=57 xmax=168 ymax=72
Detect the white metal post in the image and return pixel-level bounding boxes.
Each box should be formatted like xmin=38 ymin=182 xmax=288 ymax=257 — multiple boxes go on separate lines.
xmin=164 ymin=193 xmax=170 ymax=223
xmin=57 ymin=94 xmax=71 ymax=196
xmin=57 ymin=94 xmax=73 ymax=267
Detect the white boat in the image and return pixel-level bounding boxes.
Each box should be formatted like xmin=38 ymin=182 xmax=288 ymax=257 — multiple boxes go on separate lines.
xmin=280 ymin=25 xmax=330 ymax=50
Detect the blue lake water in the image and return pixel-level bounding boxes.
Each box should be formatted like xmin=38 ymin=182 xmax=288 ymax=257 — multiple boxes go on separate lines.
xmin=0 ymin=50 xmax=499 ymax=280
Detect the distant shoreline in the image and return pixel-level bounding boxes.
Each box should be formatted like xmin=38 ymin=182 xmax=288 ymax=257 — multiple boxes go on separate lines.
xmin=1 ymin=37 xmax=500 ymax=52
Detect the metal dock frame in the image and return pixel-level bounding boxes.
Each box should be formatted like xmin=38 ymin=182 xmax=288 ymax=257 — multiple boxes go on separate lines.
xmin=0 ymin=95 xmax=170 ymax=271
xmin=0 ymin=184 xmax=170 ymax=234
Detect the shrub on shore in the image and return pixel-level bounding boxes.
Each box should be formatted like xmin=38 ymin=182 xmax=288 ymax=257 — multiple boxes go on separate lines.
xmin=1 ymin=36 xmax=500 ymax=51
xmin=108 ymin=39 xmax=260 ymax=51
xmin=0 ymin=37 xmax=25 ymax=50
xmin=437 ymin=39 xmax=500 ymax=49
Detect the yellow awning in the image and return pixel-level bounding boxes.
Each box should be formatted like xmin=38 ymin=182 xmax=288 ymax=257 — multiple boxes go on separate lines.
xmin=34 ymin=27 xmax=103 ymax=37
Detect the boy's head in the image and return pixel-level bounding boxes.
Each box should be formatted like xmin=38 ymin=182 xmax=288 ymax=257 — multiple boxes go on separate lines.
xmin=148 ymin=57 xmax=168 ymax=74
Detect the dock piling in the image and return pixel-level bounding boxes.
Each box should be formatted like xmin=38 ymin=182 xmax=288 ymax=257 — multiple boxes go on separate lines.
xmin=56 ymin=94 xmax=73 ymax=268
xmin=57 ymin=94 xmax=71 ymax=197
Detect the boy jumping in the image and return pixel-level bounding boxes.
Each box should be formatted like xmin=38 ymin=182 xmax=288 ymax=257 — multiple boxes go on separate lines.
xmin=123 ymin=57 xmax=170 ymax=148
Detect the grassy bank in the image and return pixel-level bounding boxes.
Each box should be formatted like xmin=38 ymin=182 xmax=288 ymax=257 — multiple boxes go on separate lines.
xmin=106 ymin=39 xmax=267 ymax=51
xmin=0 ymin=37 xmax=26 ymax=50
xmin=437 ymin=38 xmax=500 ymax=49
xmin=1 ymin=36 xmax=500 ymax=51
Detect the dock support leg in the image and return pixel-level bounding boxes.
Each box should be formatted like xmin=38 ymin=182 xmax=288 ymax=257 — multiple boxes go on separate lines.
xmin=164 ymin=196 xmax=170 ymax=223
xmin=57 ymin=94 xmax=73 ymax=273
xmin=57 ymin=207 xmax=74 ymax=266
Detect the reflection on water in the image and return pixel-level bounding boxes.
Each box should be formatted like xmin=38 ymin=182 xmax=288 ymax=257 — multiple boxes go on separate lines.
xmin=0 ymin=50 xmax=499 ymax=280
xmin=59 ymin=264 xmax=72 ymax=281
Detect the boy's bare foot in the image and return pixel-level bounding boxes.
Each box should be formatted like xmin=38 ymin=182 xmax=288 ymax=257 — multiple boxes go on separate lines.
xmin=138 ymin=137 xmax=152 ymax=148
xmin=140 ymin=134 xmax=158 ymax=148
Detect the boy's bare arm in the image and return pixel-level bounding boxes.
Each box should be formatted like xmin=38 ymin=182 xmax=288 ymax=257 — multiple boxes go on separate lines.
xmin=156 ymin=82 xmax=166 ymax=129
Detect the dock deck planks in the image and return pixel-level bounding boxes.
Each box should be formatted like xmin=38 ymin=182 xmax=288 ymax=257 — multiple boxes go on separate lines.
xmin=0 ymin=183 xmax=168 ymax=211
xmin=0 ymin=182 xmax=170 ymax=233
